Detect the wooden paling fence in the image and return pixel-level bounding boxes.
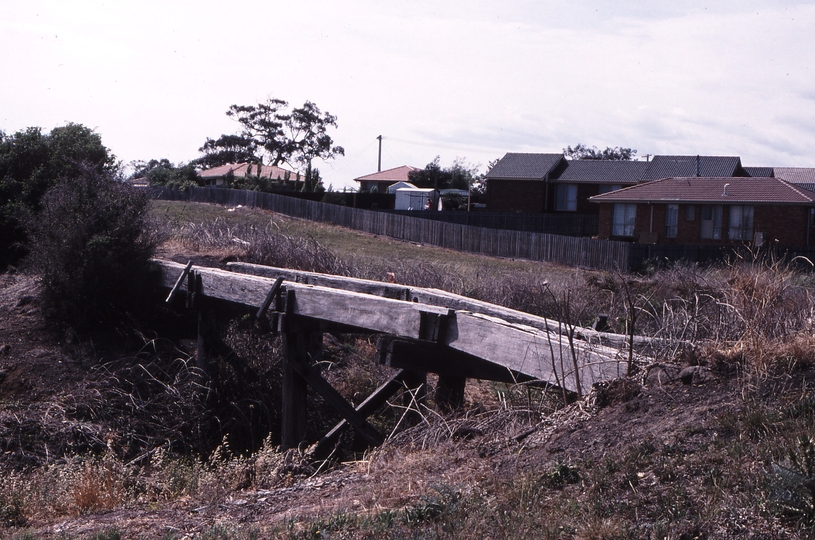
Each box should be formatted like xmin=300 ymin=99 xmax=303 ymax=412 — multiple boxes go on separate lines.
xmin=153 ymin=187 xmax=633 ymax=270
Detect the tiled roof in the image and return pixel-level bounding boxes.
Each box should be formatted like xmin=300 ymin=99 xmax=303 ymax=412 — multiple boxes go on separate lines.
xmin=485 ymin=153 xmax=565 ymax=180
xmin=744 ymin=166 xmax=774 ymax=177
xmin=641 ymin=155 xmax=743 ymax=180
xmin=354 ymin=165 xmax=420 ymax=182
xmin=552 ymin=160 xmax=650 ymax=184
xmin=774 ymin=168 xmax=815 ymax=184
xmin=199 ymin=162 xmax=299 ymax=179
xmin=589 ymin=177 xmax=815 ymax=205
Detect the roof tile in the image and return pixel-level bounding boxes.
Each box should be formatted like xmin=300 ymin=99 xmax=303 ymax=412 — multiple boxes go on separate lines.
xmin=590 ymin=177 xmax=815 ymax=205
xmin=774 ymin=167 xmax=815 ymax=184
xmin=355 ymin=165 xmax=420 ymax=182
xmin=485 ymin=153 xmax=564 ymax=180
xmin=553 ymin=160 xmax=650 ymax=184
xmin=642 ymin=156 xmax=743 ymax=180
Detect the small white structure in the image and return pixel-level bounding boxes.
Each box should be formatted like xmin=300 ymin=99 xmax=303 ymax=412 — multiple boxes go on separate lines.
xmin=387 ymin=181 xmax=417 ymax=194
xmin=395 ymin=188 xmax=437 ymax=211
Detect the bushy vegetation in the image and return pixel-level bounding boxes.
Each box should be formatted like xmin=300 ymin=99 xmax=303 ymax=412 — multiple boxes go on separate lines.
xmin=27 ymin=166 xmax=156 ymax=331
xmin=129 ymin=158 xmax=201 ymax=190
xmin=0 ymin=123 xmax=116 ymax=269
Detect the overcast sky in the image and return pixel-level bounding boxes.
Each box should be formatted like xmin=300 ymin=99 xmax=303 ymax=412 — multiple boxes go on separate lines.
xmin=2 ymin=1 xmax=814 ymax=189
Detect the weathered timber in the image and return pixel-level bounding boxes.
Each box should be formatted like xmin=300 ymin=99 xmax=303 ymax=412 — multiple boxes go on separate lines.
xmin=381 ymin=337 xmax=537 ymax=385
xmin=154 ymin=259 xmax=628 ymax=394
xmin=166 ymin=260 xmax=193 ymax=303
xmin=256 ymin=277 xmax=284 ymax=319
xmin=286 ymin=350 xmax=385 ymax=447
xmin=282 ymin=329 xmax=309 ymax=450
xmin=197 ymin=309 xmax=220 ymax=377
xmin=435 ymin=374 xmax=466 ymax=412
xmin=229 ymin=262 xmax=411 ymax=300
xmin=156 ymin=260 xmax=444 ymax=339
xmin=226 ymin=261 xmax=671 ymax=350
xmin=448 ymin=311 xmax=626 ymax=393
xmin=310 ymin=369 xmax=420 ymax=459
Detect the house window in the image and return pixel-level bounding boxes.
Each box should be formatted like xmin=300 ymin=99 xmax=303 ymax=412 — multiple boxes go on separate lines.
xmin=612 ymin=204 xmax=637 ymax=237
xmin=686 ymin=205 xmax=695 ymax=221
xmin=700 ymin=205 xmax=723 ymax=239
xmin=665 ymin=204 xmax=678 ymax=238
xmin=599 ymin=184 xmax=623 ymax=194
xmin=555 ymin=184 xmax=577 ymax=211
xmin=728 ymin=205 xmax=754 ymax=241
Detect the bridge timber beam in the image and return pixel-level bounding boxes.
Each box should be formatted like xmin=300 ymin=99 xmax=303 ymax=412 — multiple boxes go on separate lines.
xmin=154 ymin=259 xmax=633 ymax=396
xmin=227 ymin=261 xmax=670 ymax=351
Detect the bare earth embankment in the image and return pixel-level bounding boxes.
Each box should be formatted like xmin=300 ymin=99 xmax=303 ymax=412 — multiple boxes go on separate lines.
xmin=1 ymin=201 xmax=814 ymax=538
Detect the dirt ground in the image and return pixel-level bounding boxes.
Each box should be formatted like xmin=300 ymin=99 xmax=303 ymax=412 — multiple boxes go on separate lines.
xmin=0 ymin=266 xmax=792 ymax=538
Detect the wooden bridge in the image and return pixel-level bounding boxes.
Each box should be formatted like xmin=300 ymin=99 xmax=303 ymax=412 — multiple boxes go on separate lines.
xmin=155 ymin=259 xmax=640 ymax=455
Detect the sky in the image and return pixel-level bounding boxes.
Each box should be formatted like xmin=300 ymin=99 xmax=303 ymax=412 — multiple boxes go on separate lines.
xmin=2 ymin=0 xmax=814 ymax=190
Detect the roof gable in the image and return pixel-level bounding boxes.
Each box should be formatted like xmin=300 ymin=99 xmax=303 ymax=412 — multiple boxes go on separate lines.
xmin=590 ymin=177 xmax=815 ymax=205
xmin=485 ymin=153 xmax=565 ymax=180
xmin=642 ymin=156 xmax=743 ymax=180
xmin=355 ymin=165 xmax=419 ymax=183
xmin=552 ymin=160 xmax=650 ymax=184
xmin=774 ymin=168 xmax=815 ymax=184
xmin=744 ymin=166 xmax=774 ymax=177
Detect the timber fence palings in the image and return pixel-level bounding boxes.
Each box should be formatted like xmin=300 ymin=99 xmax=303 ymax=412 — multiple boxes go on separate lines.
xmin=152 ymin=187 xmax=633 ymax=270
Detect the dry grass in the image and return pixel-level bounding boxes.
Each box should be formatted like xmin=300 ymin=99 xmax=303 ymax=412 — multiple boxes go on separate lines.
xmin=6 ymin=201 xmax=815 ymax=536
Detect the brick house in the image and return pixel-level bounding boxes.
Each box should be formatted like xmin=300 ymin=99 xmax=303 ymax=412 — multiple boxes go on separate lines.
xmin=590 ymin=176 xmax=815 ymax=247
xmin=547 ymin=160 xmax=649 ymax=213
xmin=486 ymin=153 xmax=749 ymax=215
xmin=198 ymin=162 xmax=300 ymax=186
xmin=354 ymin=165 xmax=420 ymax=193
xmin=485 ymin=153 xmax=565 ymax=213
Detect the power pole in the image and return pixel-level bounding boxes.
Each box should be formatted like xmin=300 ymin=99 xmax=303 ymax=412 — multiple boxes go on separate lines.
xmin=377 ymin=135 xmax=382 ymax=172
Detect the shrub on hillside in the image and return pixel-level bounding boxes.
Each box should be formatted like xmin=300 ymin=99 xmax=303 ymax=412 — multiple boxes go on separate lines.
xmin=0 ymin=123 xmax=116 ymax=269
xmin=28 ymin=166 xmax=156 ymax=330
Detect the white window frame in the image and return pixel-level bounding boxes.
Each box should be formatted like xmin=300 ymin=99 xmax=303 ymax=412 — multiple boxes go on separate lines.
xmin=612 ymin=204 xmax=637 ymax=237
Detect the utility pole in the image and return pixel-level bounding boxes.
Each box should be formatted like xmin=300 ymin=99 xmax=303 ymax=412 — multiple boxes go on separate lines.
xmin=377 ymin=135 xmax=382 ymax=172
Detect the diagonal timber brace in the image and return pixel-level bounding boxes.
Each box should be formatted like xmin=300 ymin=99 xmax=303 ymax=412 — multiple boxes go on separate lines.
xmin=286 ymin=348 xmax=385 ymax=448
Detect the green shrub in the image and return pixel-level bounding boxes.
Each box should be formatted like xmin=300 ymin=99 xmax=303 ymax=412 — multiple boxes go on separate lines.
xmin=28 ymin=166 xmax=156 ymax=330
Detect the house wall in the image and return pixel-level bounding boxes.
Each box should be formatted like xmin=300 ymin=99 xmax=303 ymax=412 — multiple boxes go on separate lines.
xmin=597 ymin=203 xmax=815 ymax=246
xmin=544 ymin=184 xmax=601 ymax=214
xmin=754 ymin=206 xmax=812 ymax=246
xmin=486 ymin=180 xmax=546 ymax=213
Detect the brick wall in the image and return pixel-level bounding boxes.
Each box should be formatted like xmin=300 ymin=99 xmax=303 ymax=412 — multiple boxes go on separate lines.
xmin=598 ymin=202 xmax=815 ymax=247
xmin=486 ymin=180 xmax=546 ymax=213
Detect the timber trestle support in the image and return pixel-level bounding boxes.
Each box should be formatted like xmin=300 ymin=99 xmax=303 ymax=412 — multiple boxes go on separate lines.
xmin=157 ymin=259 xmax=645 ymax=455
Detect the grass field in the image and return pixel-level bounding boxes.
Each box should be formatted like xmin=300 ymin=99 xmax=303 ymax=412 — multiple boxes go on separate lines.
xmin=150 ymin=199 xmax=582 ymax=283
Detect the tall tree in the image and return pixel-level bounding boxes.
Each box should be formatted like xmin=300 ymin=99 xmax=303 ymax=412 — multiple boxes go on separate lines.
xmin=202 ymin=97 xmax=344 ymax=170
xmin=563 ymin=144 xmax=637 ymax=161
xmin=130 ymin=158 xmax=200 ymax=189
xmin=196 ymin=134 xmax=258 ymax=169
xmin=408 ymin=157 xmax=479 ymax=191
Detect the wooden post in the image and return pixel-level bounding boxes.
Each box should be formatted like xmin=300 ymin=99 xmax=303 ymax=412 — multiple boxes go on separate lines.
xmin=435 ymin=374 xmax=466 ymax=413
xmin=282 ymin=328 xmax=310 ymax=451
xmin=196 ymin=308 xmax=219 ymax=377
